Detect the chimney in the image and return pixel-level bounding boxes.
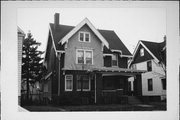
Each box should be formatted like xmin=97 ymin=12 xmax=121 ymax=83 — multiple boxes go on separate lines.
xmin=54 ymin=13 xmax=59 ymax=29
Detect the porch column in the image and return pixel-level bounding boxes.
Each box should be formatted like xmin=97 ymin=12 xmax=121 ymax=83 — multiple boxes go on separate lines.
xmin=133 ymin=74 xmax=142 ymax=96
xmin=95 ymin=73 xmax=103 ymax=104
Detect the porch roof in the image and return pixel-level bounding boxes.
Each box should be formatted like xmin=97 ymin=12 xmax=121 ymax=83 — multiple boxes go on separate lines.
xmin=62 ymin=67 xmax=146 ymax=77
xmin=92 ymin=67 xmax=146 ymax=77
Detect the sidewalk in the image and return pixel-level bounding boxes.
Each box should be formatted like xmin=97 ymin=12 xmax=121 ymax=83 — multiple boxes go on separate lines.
xmin=22 ymin=102 xmax=166 ymax=111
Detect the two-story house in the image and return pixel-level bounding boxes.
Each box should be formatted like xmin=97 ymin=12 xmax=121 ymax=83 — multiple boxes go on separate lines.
xmin=129 ymin=39 xmax=166 ymax=102
xmin=43 ymin=13 xmax=145 ymax=105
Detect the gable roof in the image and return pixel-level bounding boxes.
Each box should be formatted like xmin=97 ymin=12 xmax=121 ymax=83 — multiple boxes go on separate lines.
xmin=49 ymin=19 xmax=132 ymax=56
xmin=141 ymin=40 xmax=165 ymax=62
xmin=59 ymin=18 xmax=109 ymax=49
xmin=130 ymin=40 xmax=166 ymax=66
xmin=98 ymin=29 xmax=132 ymax=56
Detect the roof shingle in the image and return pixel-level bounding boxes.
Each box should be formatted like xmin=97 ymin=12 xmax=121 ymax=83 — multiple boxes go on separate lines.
xmin=49 ymin=23 xmax=132 ymax=55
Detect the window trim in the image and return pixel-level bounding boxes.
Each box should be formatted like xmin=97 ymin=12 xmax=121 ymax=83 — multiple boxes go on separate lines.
xmin=147 ymin=78 xmax=153 ymax=91
xmin=76 ymin=75 xmax=91 ymax=91
xmin=65 ymin=75 xmax=73 ymax=91
xmin=78 ymin=31 xmax=91 ymax=42
xmin=76 ymin=49 xmax=93 ymax=65
xmin=147 ymin=60 xmax=152 ymax=71
xmin=140 ymin=48 xmax=144 ymax=56
xmin=112 ymin=54 xmax=118 ymax=67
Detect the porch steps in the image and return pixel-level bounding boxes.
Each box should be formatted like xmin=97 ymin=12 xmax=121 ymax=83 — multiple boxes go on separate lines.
xmin=128 ymin=96 xmax=142 ymax=105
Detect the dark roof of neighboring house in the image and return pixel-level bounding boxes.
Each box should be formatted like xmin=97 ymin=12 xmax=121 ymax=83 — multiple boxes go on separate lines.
xmin=49 ymin=23 xmax=132 ymax=55
xmin=141 ymin=40 xmax=166 ymax=61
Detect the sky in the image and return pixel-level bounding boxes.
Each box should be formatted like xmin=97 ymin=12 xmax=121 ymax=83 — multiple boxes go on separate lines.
xmin=17 ymin=8 xmax=166 ymax=55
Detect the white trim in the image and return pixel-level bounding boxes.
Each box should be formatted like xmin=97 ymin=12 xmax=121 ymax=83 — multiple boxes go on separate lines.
xmin=76 ymin=49 xmax=93 ymax=65
xmin=112 ymin=54 xmax=118 ymax=67
xmin=56 ymin=50 xmax=65 ymax=53
xmin=120 ymin=55 xmax=133 ymax=58
xmin=65 ymin=75 xmax=73 ymax=91
xmin=103 ymin=54 xmax=113 ymax=57
xmin=78 ymin=31 xmax=91 ymax=43
xmin=111 ymin=49 xmax=122 ymax=54
xmin=59 ymin=18 xmax=109 ymax=49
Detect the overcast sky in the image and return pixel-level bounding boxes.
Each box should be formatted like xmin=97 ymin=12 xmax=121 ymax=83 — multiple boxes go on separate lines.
xmin=17 ymin=8 xmax=166 ymax=54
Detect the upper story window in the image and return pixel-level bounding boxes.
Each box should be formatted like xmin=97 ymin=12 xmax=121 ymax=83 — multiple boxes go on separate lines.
xmin=65 ymin=75 xmax=73 ymax=91
xmin=79 ymin=32 xmax=90 ymax=42
xmin=76 ymin=49 xmax=93 ymax=65
xmin=140 ymin=48 xmax=144 ymax=56
xmin=147 ymin=60 xmax=152 ymax=71
xmin=112 ymin=54 xmax=118 ymax=67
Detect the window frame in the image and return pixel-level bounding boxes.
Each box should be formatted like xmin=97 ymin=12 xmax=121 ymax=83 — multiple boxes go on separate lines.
xmin=161 ymin=78 xmax=166 ymax=90
xmin=76 ymin=49 xmax=93 ymax=65
xmin=76 ymin=75 xmax=91 ymax=91
xmin=147 ymin=60 xmax=152 ymax=71
xmin=112 ymin=54 xmax=118 ymax=67
xmin=148 ymin=78 xmax=153 ymax=91
xmin=65 ymin=75 xmax=73 ymax=91
xmin=79 ymin=32 xmax=91 ymax=42
xmin=140 ymin=48 xmax=144 ymax=56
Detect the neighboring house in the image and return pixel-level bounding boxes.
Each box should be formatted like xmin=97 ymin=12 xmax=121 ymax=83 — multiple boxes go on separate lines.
xmin=18 ymin=26 xmax=25 ymax=105
xmin=129 ymin=38 xmax=166 ymax=101
xmin=43 ymin=13 xmax=145 ymax=105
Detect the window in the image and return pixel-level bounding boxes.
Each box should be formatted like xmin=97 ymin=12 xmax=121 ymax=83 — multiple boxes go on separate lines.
xmin=76 ymin=49 xmax=93 ymax=65
xmin=148 ymin=79 xmax=153 ymax=91
xmin=112 ymin=54 xmax=118 ymax=66
xmin=140 ymin=48 xmax=144 ymax=56
xmin=85 ymin=51 xmax=92 ymax=64
xmin=147 ymin=61 xmax=152 ymax=71
xmin=79 ymin=32 xmax=90 ymax=42
xmin=79 ymin=33 xmax=84 ymax=41
xmin=65 ymin=75 xmax=73 ymax=91
xmin=77 ymin=75 xmax=90 ymax=91
xmin=77 ymin=50 xmax=84 ymax=64
xmin=161 ymin=78 xmax=166 ymax=90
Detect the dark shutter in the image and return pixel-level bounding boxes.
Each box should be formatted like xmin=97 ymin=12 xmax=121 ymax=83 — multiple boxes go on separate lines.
xmin=104 ymin=56 xmax=112 ymax=67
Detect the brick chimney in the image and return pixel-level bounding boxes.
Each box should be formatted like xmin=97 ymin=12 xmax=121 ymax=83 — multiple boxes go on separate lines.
xmin=54 ymin=13 xmax=59 ymax=29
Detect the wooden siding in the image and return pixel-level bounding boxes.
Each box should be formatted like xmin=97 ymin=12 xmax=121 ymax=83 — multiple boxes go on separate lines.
xmin=64 ymin=24 xmax=103 ymax=70
xmin=118 ymin=56 xmax=128 ymax=68
xmin=132 ymin=44 xmax=153 ymax=64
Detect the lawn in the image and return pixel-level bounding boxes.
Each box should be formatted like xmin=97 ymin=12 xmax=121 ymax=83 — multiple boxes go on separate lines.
xmin=22 ymin=102 xmax=166 ymax=112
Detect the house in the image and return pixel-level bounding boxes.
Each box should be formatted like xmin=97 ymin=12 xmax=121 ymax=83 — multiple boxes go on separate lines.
xmin=128 ymin=37 xmax=166 ymax=101
xmin=43 ymin=13 xmax=145 ymax=105
xmin=18 ymin=26 xmax=25 ymax=105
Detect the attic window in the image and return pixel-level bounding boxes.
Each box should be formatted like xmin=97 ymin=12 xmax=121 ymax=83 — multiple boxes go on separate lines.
xmin=140 ymin=48 xmax=144 ymax=56
xmin=79 ymin=32 xmax=90 ymax=42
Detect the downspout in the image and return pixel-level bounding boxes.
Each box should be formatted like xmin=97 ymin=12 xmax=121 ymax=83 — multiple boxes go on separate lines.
xmin=57 ymin=52 xmax=61 ymax=96
xmin=95 ymin=73 xmax=97 ymax=104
